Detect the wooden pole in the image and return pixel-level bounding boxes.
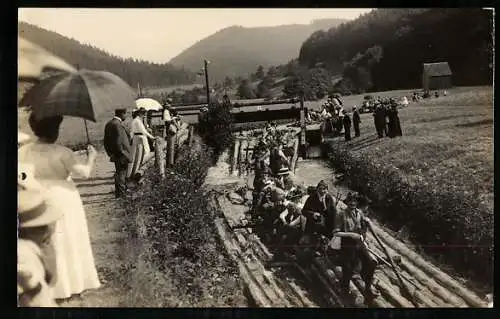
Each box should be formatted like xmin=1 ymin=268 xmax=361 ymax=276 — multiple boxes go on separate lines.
xmin=239 ymin=139 xmax=248 ymax=177
xmin=299 ymin=94 xmax=306 ymax=159
xmin=291 ymin=137 xmax=300 ymax=173
xmin=188 ymin=125 xmax=194 ymax=146
xmin=232 ymin=139 xmax=240 ymax=176
xmin=367 ymin=223 xmax=420 ymax=308
xmin=155 ymin=137 xmax=167 ymax=179
xmin=204 ymin=59 xmax=210 ymax=107
xmin=167 ymin=134 xmax=175 ymax=167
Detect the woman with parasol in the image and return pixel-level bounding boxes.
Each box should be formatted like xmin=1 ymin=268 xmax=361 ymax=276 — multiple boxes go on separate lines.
xmin=19 ymin=66 xmax=136 ymax=301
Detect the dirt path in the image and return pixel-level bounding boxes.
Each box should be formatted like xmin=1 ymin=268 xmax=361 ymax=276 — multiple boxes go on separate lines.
xmin=58 ymin=151 xmax=130 ymax=307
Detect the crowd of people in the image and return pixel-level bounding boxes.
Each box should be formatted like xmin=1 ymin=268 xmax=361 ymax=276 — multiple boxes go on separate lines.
xmin=17 ymin=102 xmax=180 ymax=306
xmin=306 ymin=94 xmax=404 ymax=141
xmin=243 ymin=126 xmax=380 ymax=299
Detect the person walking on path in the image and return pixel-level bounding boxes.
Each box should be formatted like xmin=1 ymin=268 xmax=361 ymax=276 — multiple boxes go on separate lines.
xmin=352 ymin=106 xmax=361 ymax=138
xmin=342 ymin=110 xmax=352 ymax=141
xmin=18 ymin=113 xmax=101 ymax=301
xmin=332 ymin=192 xmax=379 ymax=299
xmin=127 ymin=108 xmax=155 ymax=180
xmin=104 ymin=108 xmax=132 ymax=199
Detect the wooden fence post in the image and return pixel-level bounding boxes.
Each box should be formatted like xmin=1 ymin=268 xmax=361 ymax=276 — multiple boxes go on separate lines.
xmin=291 ymin=136 xmax=300 ymax=173
xmin=238 ymin=138 xmax=248 ymax=177
xmin=188 ymin=125 xmax=194 ymax=146
xmin=232 ymin=138 xmax=241 ymax=176
xmin=167 ymin=134 xmax=175 ymax=167
xmin=155 ymin=137 xmax=167 ymax=179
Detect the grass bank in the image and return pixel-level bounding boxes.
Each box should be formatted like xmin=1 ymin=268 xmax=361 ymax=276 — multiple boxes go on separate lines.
xmin=120 ymin=141 xmax=248 ymax=307
xmin=324 ymin=87 xmax=493 ymax=288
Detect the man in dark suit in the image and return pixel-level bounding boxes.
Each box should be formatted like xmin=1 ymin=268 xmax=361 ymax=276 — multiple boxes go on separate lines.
xmin=302 ymin=180 xmax=338 ymax=238
xmin=352 ymin=106 xmax=361 ymax=138
xmin=104 ymin=108 xmax=132 ymax=198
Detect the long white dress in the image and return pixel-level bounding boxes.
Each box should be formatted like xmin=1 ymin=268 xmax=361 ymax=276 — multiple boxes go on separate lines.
xmin=127 ymin=117 xmax=154 ymax=178
xmin=18 ymin=141 xmax=100 ymax=299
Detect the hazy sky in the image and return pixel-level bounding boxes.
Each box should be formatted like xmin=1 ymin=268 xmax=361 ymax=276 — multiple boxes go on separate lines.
xmin=19 ymin=8 xmax=372 ymax=63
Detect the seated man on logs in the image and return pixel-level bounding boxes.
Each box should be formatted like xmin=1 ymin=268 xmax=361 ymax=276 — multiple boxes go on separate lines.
xmin=255 ymin=186 xmax=288 ymax=243
xmin=332 ymin=192 xmax=380 ymax=298
xmin=275 ymin=202 xmax=306 ymax=255
xmin=300 ymin=180 xmax=337 ymax=256
xmin=282 ymin=174 xmax=307 ymax=205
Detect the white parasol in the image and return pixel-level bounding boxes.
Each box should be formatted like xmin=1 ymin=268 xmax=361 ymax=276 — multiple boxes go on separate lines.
xmin=135 ymin=98 xmax=163 ymax=111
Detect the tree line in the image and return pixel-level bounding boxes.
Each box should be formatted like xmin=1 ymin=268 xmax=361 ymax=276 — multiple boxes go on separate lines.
xmin=19 ymin=22 xmax=197 ymax=88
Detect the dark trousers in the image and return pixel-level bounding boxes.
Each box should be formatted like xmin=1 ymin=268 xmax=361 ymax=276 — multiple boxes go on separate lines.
xmin=344 ymin=127 xmax=351 ymax=141
xmin=375 ymin=121 xmax=384 ymax=138
xmin=340 ymin=243 xmax=377 ymax=291
xmin=354 ymin=123 xmax=360 ymax=137
xmin=114 ymin=161 xmax=128 ymax=198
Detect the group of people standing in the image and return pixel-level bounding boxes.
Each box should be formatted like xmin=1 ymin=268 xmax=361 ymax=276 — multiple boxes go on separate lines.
xmin=103 ymin=105 xmax=180 ymax=198
xmin=372 ymin=98 xmax=403 ymax=139
xmin=246 ymin=128 xmax=380 ymax=299
xmin=17 ymin=102 xmax=178 ymax=306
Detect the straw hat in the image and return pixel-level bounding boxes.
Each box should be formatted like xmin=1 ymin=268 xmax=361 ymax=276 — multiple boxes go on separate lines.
xmin=18 ymin=131 xmax=32 ymax=146
xmin=18 ymin=163 xmax=63 ymax=228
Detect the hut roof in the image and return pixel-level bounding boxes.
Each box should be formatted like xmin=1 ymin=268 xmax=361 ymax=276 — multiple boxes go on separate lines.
xmin=423 ymin=62 xmax=452 ymax=77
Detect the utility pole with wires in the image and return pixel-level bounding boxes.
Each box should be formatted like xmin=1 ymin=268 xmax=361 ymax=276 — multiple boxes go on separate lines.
xmin=204 ymin=59 xmax=210 ymax=107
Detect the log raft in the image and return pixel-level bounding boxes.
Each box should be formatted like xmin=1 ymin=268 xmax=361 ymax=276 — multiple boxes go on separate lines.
xmin=211 ymin=186 xmax=490 ymax=308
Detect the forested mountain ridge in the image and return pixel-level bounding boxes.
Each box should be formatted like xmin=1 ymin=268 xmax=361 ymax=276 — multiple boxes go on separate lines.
xmin=168 ymin=19 xmax=346 ymax=83
xmin=299 ymin=9 xmax=493 ymax=93
xmin=19 ymin=22 xmax=197 ymax=88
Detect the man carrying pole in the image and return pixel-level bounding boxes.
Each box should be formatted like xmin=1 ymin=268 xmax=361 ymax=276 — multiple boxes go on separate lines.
xmin=332 ymin=192 xmax=380 ymax=299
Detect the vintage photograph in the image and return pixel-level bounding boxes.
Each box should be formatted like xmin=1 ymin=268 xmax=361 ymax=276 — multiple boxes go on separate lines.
xmin=17 ymin=8 xmax=493 ymax=308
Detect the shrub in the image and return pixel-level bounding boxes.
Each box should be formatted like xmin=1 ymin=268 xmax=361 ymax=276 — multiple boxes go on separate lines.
xmin=325 ymin=142 xmax=493 ymax=286
xmin=124 ymin=144 xmax=247 ymax=306
xmin=198 ymin=100 xmax=234 ymax=163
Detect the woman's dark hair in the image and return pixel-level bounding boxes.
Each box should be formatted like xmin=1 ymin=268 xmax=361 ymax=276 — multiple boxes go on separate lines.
xmin=28 ymin=113 xmax=63 ymax=143
xmin=132 ymin=111 xmax=138 ymax=118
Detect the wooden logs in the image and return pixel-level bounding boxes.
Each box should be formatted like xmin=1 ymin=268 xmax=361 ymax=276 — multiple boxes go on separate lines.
xmin=370 ymin=223 xmax=486 ymax=307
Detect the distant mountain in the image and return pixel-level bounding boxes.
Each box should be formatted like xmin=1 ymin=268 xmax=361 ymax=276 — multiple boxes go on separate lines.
xmin=19 ymin=22 xmax=197 ymax=88
xmin=168 ymin=19 xmax=346 ymax=83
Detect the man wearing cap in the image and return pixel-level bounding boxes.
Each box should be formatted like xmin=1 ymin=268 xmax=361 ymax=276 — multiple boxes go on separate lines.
xmin=104 ymin=108 xmax=132 ymax=198
xmin=332 ymin=192 xmax=379 ymax=298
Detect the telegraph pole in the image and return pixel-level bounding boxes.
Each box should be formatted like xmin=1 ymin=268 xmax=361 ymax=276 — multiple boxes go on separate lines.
xmin=204 ymin=59 xmax=210 ymax=106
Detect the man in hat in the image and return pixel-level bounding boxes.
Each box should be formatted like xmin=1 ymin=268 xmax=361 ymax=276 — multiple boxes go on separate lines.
xmin=104 ymin=108 xmax=132 ymax=198
xmin=301 ymin=180 xmax=338 ymax=255
xmin=352 ymin=106 xmax=361 ymax=138
xmin=342 ymin=110 xmax=352 ymax=141
xmin=332 ymin=192 xmax=379 ymax=298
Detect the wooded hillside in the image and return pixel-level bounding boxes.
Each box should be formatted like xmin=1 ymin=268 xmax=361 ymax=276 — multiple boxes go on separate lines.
xmin=299 ymin=9 xmax=493 ymax=93
xmin=19 ymin=22 xmax=197 ymax=88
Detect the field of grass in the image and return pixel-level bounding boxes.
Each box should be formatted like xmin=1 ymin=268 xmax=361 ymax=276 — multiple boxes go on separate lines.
xmin=324 ymin=86 xmax=493 ymax=286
